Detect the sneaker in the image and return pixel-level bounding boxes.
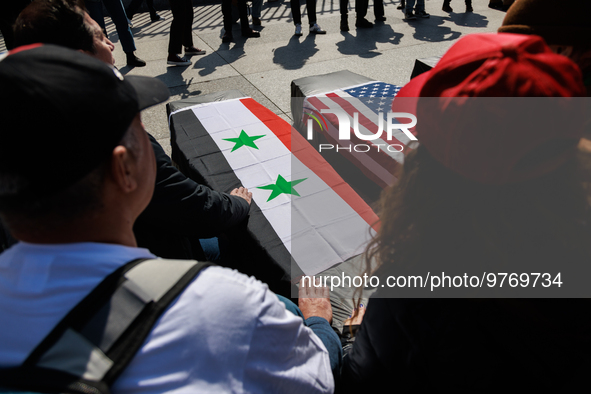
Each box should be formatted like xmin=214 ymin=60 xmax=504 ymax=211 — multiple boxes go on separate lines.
xmin=355 ymin=18 xmax=373 ymax=28
xmin=416 ymin=10 xmax=430 ymax=17
xmin=125 ymin=52 xmax=146 ymax=67
xmin=167 ymin=54 xmax=191 ymax=66
xmin=184 ymin=46 xmax=206 ymax=55
xmin=405 ymin=12 xmax=416 ymax=20
xmin=309 ymin=23 xmax=326 ymax=34
xmin=151 ymin=14 xmax=164 ymax=22
xmin=375 ymin=15 xmax=386 ymax=22
xmin=294 ymin=23 xmax=303 ymax=36
xmin=442 ymin=3 xmax=453 ymax=12
xmin=253 ymin=17 xmax=262 ymax=25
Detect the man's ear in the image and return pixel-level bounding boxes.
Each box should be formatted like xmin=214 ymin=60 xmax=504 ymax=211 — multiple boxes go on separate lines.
xmin=109 ymin=145 xmax=138 ymax=193
xmin=77 ymin=48 xmax=93 ymax=57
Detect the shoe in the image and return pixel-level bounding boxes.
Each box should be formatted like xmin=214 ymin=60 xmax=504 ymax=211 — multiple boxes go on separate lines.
xmin=167 ymin=54 xmax=191 ymax=66
xmin=294 ymin=23 xmax=303 ymax=36
xmin=416 ymin=10 xmax=430 ymax=17
xmin=309 ymin=23 xmax=326 ymax=34
xmin=442 ymin=3 xmax=453 ymax=12
xmin=241 ymin=28 xmax=260 ymax=37
xmin=151 ymin=14 xmax=164 ymax=22
xmin=355 ymin=18 xmax=373 ymax=28
xmin=184 ymin=46 xmax=206 ymax=55
xmin=222 ymin=32 xmax=233 ymax=42
xmin=375 ymin=15 xmax=386 ymax=22
xmin=404 ymin=12 xmax=416 ymax=20
xmin=465 ymin=4 xmax=473 ymax=12
xmin=397 ymin=0 xmax=405 ymax=9
xmin=340 ymin=15 xmax=349 ymax=31
xmin=125 ymin=52 xmax=146 ymax=67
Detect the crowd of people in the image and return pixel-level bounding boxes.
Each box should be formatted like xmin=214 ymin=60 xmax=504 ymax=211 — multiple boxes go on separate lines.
xmin=1 ymin=0 xmax=591 ymax=392
xmin=0 ymin=0 xmax=520 ymax=67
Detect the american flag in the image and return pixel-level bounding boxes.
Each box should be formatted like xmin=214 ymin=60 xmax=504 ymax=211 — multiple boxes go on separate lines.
xmin=303 ymin=81 xmax=413 ymax=189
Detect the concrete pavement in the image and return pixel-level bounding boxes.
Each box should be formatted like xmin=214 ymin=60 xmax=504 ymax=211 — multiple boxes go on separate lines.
xmin=0 ymin=0 xmax=505 ymax=155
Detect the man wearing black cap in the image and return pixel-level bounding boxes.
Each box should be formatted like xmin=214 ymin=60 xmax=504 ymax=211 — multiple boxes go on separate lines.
xmin=13 ymin=0 xmax=254 ymax=262
xmin=0 ymin=44 xmax=337 ymax=392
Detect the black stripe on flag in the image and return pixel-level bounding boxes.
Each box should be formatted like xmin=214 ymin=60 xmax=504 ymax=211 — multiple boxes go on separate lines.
xmin=170 ymin=108 xmax=303 ymax=296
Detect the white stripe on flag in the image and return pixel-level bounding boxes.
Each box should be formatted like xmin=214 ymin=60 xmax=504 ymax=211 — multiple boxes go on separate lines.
xmin=189 ymin=99 xmax=374 ymax=275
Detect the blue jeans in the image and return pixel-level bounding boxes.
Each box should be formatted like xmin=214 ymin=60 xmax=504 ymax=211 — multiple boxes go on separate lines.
xmin=198 ymin=237 xmax=222 ymax=262
xmin=86 ymin=0 xmax=136 ymax=53
xmin=406 ymin=0 xmax=425 ymax=13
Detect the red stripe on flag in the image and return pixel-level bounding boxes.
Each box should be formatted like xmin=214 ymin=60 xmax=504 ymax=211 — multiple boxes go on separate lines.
xmin=241 ymin=98 xmax=291 ymax=150
xmin=240 ymin=98 xmax=380 ymax=231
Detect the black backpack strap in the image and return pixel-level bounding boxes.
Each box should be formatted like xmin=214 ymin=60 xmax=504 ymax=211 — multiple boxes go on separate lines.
xmin=0 ymin=258 xmax=213 ymax=394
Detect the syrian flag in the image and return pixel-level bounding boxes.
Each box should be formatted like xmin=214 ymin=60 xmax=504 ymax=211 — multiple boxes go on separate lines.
xmin=169 ymin=98 xmax=379 ymax=277
xmin=303 ymin=81 xmax=415 ymax=189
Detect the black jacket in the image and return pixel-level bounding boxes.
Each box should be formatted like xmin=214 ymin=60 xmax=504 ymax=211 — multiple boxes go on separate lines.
xmin=340 ymin=297 xmax=591 ymax=393
xmin=133 ymin=134 xmax=250 ymax=259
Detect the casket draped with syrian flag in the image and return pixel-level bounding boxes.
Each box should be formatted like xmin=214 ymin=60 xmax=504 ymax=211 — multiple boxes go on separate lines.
xmin=169 ymin=94 xmax=379 ymax=287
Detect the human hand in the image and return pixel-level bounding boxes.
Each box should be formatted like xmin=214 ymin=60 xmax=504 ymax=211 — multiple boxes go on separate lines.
xmin=343 ymin=303 xmax=366 ymax=326
xmin=298 ymin=277 xmax=332 ymax=324
xmin=231 ymin=186 xmax=252 ymax=205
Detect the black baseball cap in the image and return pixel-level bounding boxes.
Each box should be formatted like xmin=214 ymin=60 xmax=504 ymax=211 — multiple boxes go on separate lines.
xmin=0 ymin=44 xmax=170 ymax=199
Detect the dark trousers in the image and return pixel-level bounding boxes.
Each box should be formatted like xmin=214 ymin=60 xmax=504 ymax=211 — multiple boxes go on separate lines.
xmin=222 ymin=0 xmax=249 ymax=34
xmin=126 ymin=0 xmax=158 ymax=19
xmin=290 ymin=0 xmax=317 ymax=26
xmin=168 ymin=0 xmax=194 ymax=54
xmin=355 ymin=0 xmax=384 ymax=18
xmin=339 ymin=0 xmax=384 ymax=18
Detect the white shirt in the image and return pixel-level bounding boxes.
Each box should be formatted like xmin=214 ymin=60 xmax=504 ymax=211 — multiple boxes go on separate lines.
xmin=0 ymin=242 xmax=333 ymax=393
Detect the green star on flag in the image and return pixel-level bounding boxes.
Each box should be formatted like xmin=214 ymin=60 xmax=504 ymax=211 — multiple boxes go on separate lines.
xmin=223 ymin=130 xmax=265 ymax=152
xmin=258 ymin=175 xmax=307 ymax=202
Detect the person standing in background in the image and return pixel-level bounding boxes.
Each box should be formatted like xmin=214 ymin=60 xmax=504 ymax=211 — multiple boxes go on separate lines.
xmin=291 ymin=0 xmax=325 ymax=36
xmin=85 ymin=0 xmax=146 ymax=67
xmin=221 ymin=0 xmax=260 ymax=42
xmin=442 ymin=0 xmax=473 ymax=12
xmin=125 ymin=0 xmax=164 ymax=23
xmin=404 ymin=0 xmax=429 ymax=19
xmin=167 ymin=0 xmax=206 ymax=66
xmin=339 ymin=0 xmax=385 ymax=31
